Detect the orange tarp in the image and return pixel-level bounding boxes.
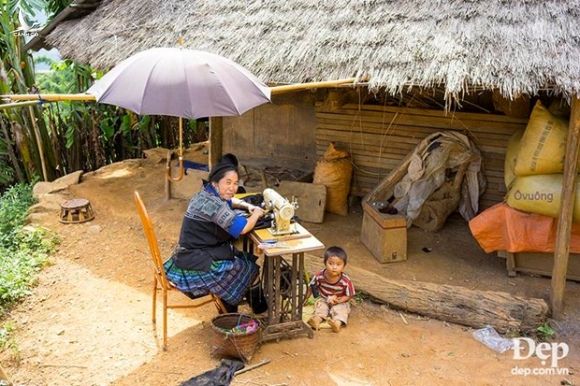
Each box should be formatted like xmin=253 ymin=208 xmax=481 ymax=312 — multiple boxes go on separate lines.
xmin=468 ymin=203 xmax=580 ymax=254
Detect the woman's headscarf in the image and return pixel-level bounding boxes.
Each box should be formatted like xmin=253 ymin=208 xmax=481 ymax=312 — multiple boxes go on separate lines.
xmin=208 ymin=153 xmax=239 ymax=183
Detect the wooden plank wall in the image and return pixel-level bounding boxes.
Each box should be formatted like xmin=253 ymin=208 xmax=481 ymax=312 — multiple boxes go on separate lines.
xmin=315 ymin=103 xmax=528 ymax=209
xmin=223 ymin=93 xmax=318 ymax=170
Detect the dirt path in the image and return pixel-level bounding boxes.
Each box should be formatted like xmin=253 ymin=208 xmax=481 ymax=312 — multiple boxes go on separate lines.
xmin=1 ymin=156 xmax=579 ymax=385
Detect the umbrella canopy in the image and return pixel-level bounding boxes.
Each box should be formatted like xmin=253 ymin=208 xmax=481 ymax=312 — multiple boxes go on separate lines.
xmin=87 ymin=47 xmax=271 ymax=119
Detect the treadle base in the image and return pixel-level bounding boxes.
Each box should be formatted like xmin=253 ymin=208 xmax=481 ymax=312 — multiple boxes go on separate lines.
xmin=261 ymin=320 xmax=313 ymax=342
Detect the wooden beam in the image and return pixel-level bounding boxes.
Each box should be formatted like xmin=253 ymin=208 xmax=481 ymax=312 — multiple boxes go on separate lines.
xmin=209 ymin=117 xmax=223 ymax=170
xmin=551 ymin=97 xmax=580 ymax=317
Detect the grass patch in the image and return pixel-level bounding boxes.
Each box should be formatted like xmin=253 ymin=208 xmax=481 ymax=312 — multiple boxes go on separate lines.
xmin=0 ymin=321 xmax=18 ymax=361
xmin=0 ymin=183 xmax=58 ymax=318
xmin=353 ymin=292 xmax=368 ymax=304
xmin=536 ymin=322 xmax=556 ymax=341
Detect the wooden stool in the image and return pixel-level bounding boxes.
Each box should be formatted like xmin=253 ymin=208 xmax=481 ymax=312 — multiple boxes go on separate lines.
xmin=59 ymin=198 xmax=95 ymax=224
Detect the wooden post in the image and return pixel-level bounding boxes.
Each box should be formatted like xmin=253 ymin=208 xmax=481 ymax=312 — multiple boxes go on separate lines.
xmin=551 ymin=96 xmax=580 ymax=318
xmin=28 ymin=105 xmax=48 ymax=181
xmin=209 ymin=117 xmax=223 ymax=170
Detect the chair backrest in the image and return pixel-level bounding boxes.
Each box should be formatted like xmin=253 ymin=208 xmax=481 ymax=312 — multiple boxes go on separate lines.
xmin=133 ymin=191 xmax=171 ymax=290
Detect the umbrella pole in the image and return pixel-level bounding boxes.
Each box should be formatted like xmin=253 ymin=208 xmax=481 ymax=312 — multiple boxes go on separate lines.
xmin=166 ymin=117 xmax=185 ymax=183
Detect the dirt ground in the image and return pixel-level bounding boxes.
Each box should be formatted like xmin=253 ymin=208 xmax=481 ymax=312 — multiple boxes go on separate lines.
xmin=1 ymin=150 xmax=579 ymax=386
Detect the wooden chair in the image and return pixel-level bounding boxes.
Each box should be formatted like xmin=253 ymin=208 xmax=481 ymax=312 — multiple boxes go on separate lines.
xmin=133 ymin=191 xmax=224 ymax=350
xmin=0 ymin=364 xmax=11 ymax=386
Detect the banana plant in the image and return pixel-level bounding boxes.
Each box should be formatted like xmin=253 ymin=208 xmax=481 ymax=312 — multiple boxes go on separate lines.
xmin=0 ymin=0 xmax=57 ymax=183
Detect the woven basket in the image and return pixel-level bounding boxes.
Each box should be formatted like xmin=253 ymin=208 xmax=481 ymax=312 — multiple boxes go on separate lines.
xmin=210 ymin=313 xmax=261 ymax=362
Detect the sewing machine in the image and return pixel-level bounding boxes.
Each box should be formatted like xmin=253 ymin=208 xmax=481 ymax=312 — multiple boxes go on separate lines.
xmin=262 ymin=188 xmax=298 ymax=236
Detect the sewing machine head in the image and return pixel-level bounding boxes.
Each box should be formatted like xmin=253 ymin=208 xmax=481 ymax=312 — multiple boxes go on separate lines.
xmin=262 ymin=188 xmax=298 ymax=235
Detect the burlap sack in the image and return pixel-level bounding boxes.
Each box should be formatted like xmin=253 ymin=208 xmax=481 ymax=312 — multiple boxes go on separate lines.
xmin=413 ymin=182 xmax=460 ymax=232
xmin=504 ymin=129 xmax=524 ymax=189
xmin=514 ymin=101 xmax=571 ymax=176
xmin=313 ymin=143 xmax=353 ymax=216
xmin=506 ymin=174 xmax=580 ymax=223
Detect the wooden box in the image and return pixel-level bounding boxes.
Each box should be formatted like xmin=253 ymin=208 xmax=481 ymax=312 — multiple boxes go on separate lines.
xmin=360 ymin=202 xmax=407 ymax=263
xmin=498 ymin=250 xmax=580 ymax=282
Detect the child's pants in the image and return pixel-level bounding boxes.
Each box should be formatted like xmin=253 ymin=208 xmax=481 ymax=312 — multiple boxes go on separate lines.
xmin=314 ymin=298 xmax=351 ymax=324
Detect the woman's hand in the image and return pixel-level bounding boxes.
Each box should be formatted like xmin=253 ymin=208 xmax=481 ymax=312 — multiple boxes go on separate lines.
xmin=241 ymin=206 xmax=265 ymax=234
xmin=250 ymin=206 xmax=264 ymax=218
xmin=231 ymin=197 xmax=260 ymax=213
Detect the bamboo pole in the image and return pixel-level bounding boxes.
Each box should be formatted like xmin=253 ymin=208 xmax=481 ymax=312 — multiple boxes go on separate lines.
xmin=270 ymin=78 xmax=357 ymax=95
xmin=1 ymin=94 xmax=96 ymax=102
xmin=551 ymin=96 xmax=580 ymax=318
xmin=1 ymin=77 xmax=360 ymax=102
xmin=0 ymin=100 xmax=44 ymax=110
xmin=28 ymin=105 xmax=48 ymax=181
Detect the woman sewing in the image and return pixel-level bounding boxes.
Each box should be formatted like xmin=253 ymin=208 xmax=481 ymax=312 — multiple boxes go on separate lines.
xmin=164 ymin=154 xmax=267 ymax=313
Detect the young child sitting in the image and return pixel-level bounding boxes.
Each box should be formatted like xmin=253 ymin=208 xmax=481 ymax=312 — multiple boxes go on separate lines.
xmin=306 ymin=246 xmax=355 ymax=333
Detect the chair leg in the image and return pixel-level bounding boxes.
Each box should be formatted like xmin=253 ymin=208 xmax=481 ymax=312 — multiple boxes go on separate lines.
xmin=212 ymin=295 xmax=226 ymax=314
xmin=0 ymin=364 xmax=10 ymax=385
xmin=162 ymin=288 xmax=168 ymax=351
xmin=152 ymin=276 xmax=158 ymax=324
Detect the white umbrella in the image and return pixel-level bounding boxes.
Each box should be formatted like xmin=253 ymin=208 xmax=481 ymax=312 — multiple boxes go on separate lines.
xmin=87 ymin=47 xmax=271 ymax=119
xmin=87 ymin=47 xmax=271 ymax=182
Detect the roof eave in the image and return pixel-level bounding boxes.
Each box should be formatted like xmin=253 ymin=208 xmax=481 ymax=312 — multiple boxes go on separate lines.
xmin=25 ymin=0 xmax=103 ymax=52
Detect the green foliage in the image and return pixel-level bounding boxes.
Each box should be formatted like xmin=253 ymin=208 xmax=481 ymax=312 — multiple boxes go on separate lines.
xmin=0 ymin=183 xmax=57 ymax=317
xmin=120 ymin=114 xmax=131 ymax=137
xmin=35 ymin=58 xmax=93 ymax=94
xmin=5 ymin=0 xmax=44 ymax=29
xmin=536 ymin=322 xmax=556 ymax=341
xmin=2 ymin=0 xmax=58 ymax=182
xmin=45 ymin=0 xmax=71 ymax=18
xmin=0 ymin=137 xmax=15 ymax=187
xmin=99 ymin=115 xmax=118 ymax=142
xmin=353 ymin=292 xmax=367 ymax=304
xmin=0 ymin=321 xmax=17 ymax=359
xmin=4 ymin=13 xmax=207 ymax=185
xmin=35 ymin=58 xmax=76 ymax=94
xmin=0 ymin=183 xmax=34 ymax=248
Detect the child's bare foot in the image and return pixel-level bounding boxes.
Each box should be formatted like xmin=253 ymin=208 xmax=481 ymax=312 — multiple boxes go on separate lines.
xmin=329 ymin=319 xmax=342 ymax=333
xmin=307 ymin=316 xmax=322 ymax=331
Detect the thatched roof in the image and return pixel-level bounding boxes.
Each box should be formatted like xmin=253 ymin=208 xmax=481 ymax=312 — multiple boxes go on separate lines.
xmin=25 ymin=0 xmax=104 ymax=51
xmin=42 ymin=0 xmax=580 ymax=100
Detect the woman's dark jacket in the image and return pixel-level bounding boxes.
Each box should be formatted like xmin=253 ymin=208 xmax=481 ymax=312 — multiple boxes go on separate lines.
xmin=172 ymin=185 xmax=247 ymax=271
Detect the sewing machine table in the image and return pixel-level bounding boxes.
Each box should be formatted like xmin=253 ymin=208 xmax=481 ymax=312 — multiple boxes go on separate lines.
xmin=247 ymin=223 xmax=324 ymax=342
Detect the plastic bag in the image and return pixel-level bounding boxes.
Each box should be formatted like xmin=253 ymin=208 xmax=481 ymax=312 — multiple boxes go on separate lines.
xmin=472 ymin=326 xmax=514 ymax=353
